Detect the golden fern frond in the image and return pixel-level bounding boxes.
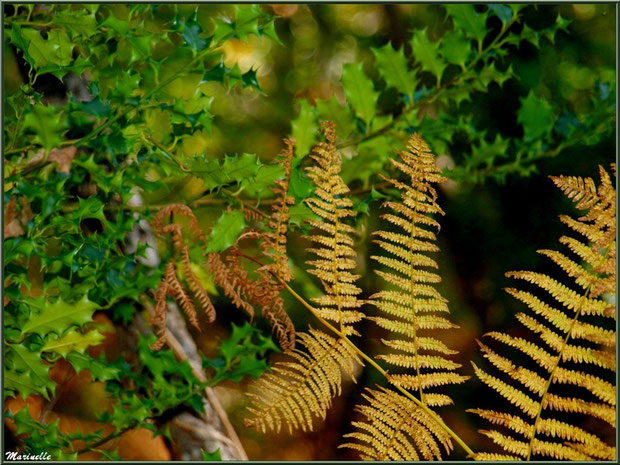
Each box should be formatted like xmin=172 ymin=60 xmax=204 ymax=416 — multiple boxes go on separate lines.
xmin=343 ymin=134 xmax=467 ymax=461
xmin=340 ymin=387 xmax=452 ymax=460
xmin=245 ymin=123 xmax=364 ymax=432
xmin=244 ymin=328 xmax=362 ymax=433
xmin=369 ymin=134 xmax=468 ymax=403
xmin=469 ymin=164 xmax=616 ymax=461
xmin=304 ymin=121 xmax=364 ymax=336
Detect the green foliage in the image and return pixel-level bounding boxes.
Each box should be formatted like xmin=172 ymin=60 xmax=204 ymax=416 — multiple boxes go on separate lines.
xmin=201 ymin=448 xmax=223 ymax=461
xmin=290 ymin=4 xmax=614 ymax=185
xmin=203 ymin=322 xmax=279 ymax=384
xmin=3 ymin=3 xmax=280 ymax=459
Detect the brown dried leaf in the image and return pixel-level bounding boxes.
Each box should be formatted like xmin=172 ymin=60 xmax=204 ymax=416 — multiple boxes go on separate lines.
xmin=48 ymin=146 xmax=77 ymax=174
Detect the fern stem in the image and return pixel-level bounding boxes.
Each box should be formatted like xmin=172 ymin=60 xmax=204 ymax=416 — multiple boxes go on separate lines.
xmin=236 ymin=251 xmax=477 ymax=458
xmin=406 ymin=196 xmax=426 ymax=404
xmin=524 ymin=281 xmax=595 ymax=460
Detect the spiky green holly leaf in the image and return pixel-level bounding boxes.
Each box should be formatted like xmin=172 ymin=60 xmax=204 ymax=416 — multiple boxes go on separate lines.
xmin=241 ymin=164 xmax=285 ymax=199
xmin=203 ymin=322 xmax=278 ymax=384
xmin=440 ymin=30 xmax=471 ymax=69
xmin=373 ymin=42 xmax=417 ymax=99
xmin=205 ymin=210 xmax=246 ymax=253
xmin=190 ymin=153 xmax=262 ymax=190
xmin=23 ymin=104 xmax=63 ymax=151
xmin=341 ymin=62 xmax=379 ymax=128
xmin=315 ymin=96 xmax=356 ymax=140
xmin=411 ymin=30 xmax=446 ymax=85
xmin=66 ymin=352 xmax=124 ymax=381
xmin=20 ymin=28 xmax=74 ymax=69
xmin=182 ymin=12 xmax=209 ymax=51
xmin=469 ymin=133 xmax=510 ymax=167
xmin=21 ymin=295 xmax=99 ymax=337
xmin=445 ymin=4 xmax=489 ymax=48
xmin=51 ymin=9 xmax=97 ymax=37
xmin=42 ymin=329 xmax=104 ymax=358
xmin=488 ymin=4 xmax=513 ymax=24
xmin=5 ymin=344 xmax=54 ymax=399
xmin=291 ymin=99 xmax=318 ymax=159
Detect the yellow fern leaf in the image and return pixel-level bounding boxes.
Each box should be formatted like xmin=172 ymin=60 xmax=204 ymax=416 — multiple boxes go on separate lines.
xmin=472 ymin=164 xmax=616 ymax=460
xmin=366 ymin=134 xmax=466 ymax=410
xmin=340 ymin=387 xmax=452 ymax=460
xmin=244 ymin=328 xmax=362 ymax=433
xmin=304 ymin=122 xmax=364 ymax=336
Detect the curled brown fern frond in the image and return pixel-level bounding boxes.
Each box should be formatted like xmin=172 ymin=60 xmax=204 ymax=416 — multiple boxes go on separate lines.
xmin=150 ymin=204 xmax=216 ymax=348
xmin=244 ymin=328 xmax=362 ymax=433
xmin=469 ymin=164 xmax=616 ymax=461
xmin=207 ymin=251 xmax=255 ymax=319
xmin=261 ymin=137 xmax=296 ymax=283
xmin=340 ymin=387 xmax=453 ymax=460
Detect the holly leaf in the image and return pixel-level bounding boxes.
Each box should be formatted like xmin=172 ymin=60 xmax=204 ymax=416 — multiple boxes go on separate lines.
xmin=21 ymin=28 xmax=73 ymax=69
xmin=315 ymin=96 xmax=356 ymax=141
xmin=518 ymin=91 xmax=554 ymax=141
xmin=190 ymin=153 xmax=262 ymax=190
xmin=5 ymin=344 xmax=55 ymax=399
xmin=241 ymin=164 xmax=285 ymax=198
xmin=182 ymin=12 xmax=208 ymax=52
xmin=203 ymin=322 xmax=278 ymax=383
xmin=42 ymin=329 xmax=104 ymax=358
xmin=289 ymin=163 xmax=314 ymax=201
xmin=291 ymin=99 xmax=318 ymax=159
xmin=341 ymin=63 xmax=379 ymax=128
xmin=445 ymin=5 xmax=489 ymax=48
xmin=488 ymin=4 xmax=513 ymax=25
xmin=411 ymin=30 xmax=447 ymax=85
xmin=51 ymin=9 xmax=97 ymax=37
xmin=66 ymin=352 xmax=123 ymax=381
xmin=201 ymin=449 xmax=222 ymax=461
xmin=21 ymin=295 xmax=99 ymax=337
xmin=373 ymin=42 xmax=417 ymax=99
xmin=23 ymin=104 xmax=63 ymax=151
xmin=205 ymin=210 xmax=246 ymax=253
xmin=440 ymin=30 xmax=471 ymax=69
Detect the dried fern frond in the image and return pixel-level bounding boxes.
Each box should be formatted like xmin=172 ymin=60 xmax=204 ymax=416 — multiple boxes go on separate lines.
xmin=245 ymin=123 xmax=364 ymax=432
xmin=207 ymin=251 xmax=255 ymax=319
xmin=469 ymin=165 xmax=616 ymax=461
xmin=342 ymin=134 xmax=467 ymax=461
xmin=369 ymin=134 xmax=468 ymax=403
xmin=340 ymin=387 xmax=453 ymax=460
xmin=304 ymin=121 xmax=364 ymax=336
xmin=150 ymin=206 xmax=216 ymax=349
xmin=244 ymin=328 xmax=362 ymax=433
xmin=260 ymin=137 xmax=296 ymax=283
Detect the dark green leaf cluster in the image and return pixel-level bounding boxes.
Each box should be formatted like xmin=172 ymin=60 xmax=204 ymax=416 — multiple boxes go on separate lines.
xmin=291 ymin=4 xmax=615 ymax=185
xmin=203 ymin=322 xmax=279 ymax=385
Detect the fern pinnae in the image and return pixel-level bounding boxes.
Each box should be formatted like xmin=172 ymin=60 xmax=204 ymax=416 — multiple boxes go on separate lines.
xmin=245 ymin=122 xmax=365 ymax=433
xmin=470 ymin=165 xmax=616 ymax=461
xmin=343 ymin=134 xmax=468 ymax=460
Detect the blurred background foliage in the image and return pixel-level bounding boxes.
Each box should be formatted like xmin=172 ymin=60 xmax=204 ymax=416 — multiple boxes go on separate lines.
xmin=3 ymin=2 xmax=616 ymax=461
